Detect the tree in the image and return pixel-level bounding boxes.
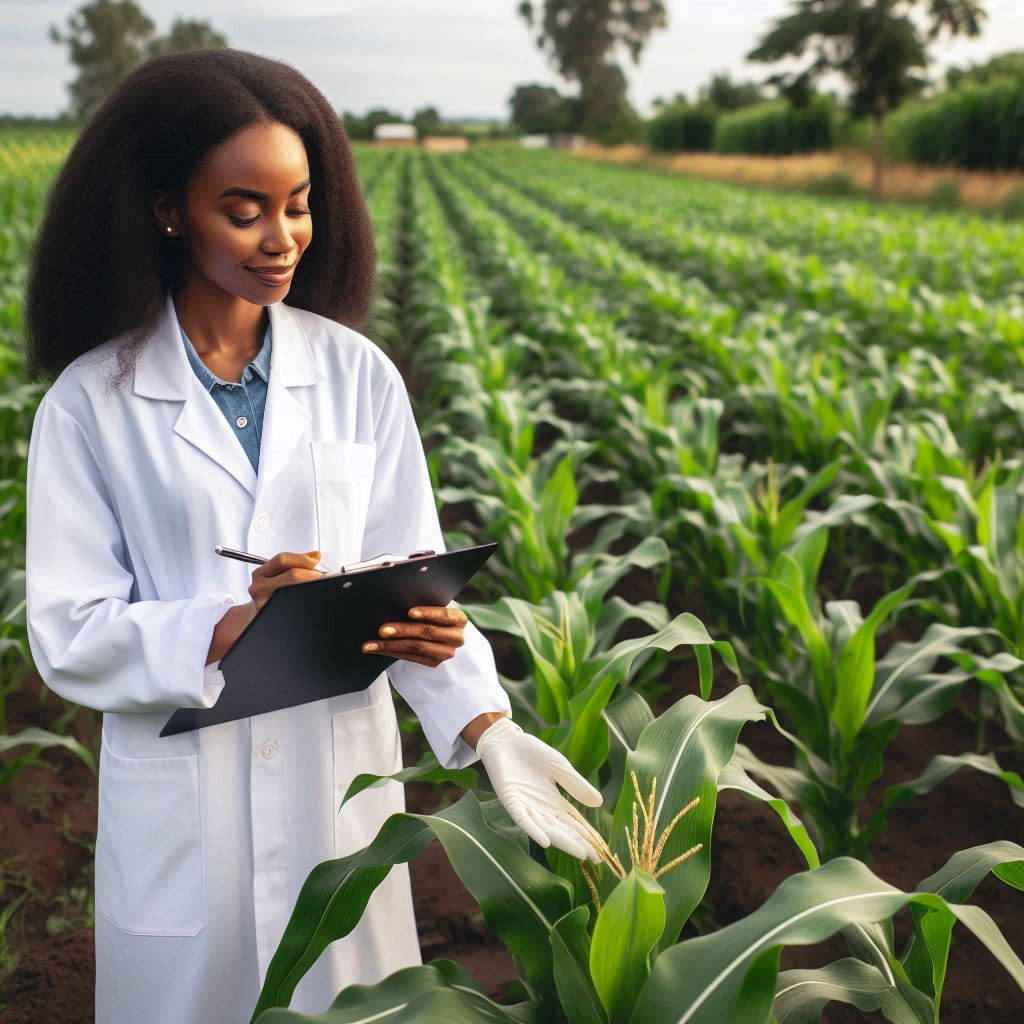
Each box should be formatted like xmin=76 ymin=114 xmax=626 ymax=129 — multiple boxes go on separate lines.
xmin=412 ymin=106 xmax=443 ymax=137
xmin=49 ymin=0 xmax=157 ymax=121
xmin=747 ymin=0 xmax=987 ymax=197
xmin=50 ymin=0 xmax=228 ymax=122
xmin=509 ymin=83 xmax=571 ymax=133
xmin=697 ymin=72 xmax=765 ymax=112
xmin=945 ymin=49 xmax=1024 ymax=89
xmin=341 ymin=108 xmax=406 ymax=141
xmin=517 ymin=0 xmax=668 ymax=141
xmin=579 ymin=61 xmax=643 ymax=142
xmin=146 ymin=17 xmax=228 ymax=57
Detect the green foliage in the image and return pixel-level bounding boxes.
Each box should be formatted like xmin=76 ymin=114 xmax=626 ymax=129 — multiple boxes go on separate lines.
xmin=747 ymin=0 xmax=986 ymax=123
xmin=887 ymin=71 xmax=1024 ymax=171
xmin=646 ymin=104 xmax=717 ymax=153
xmin=517 ymin=1 xmax=666 ymax=142
xmin=510 ymin=84 xmax=574 ymax=135
xmin=47 ymin=0 xmax=228 ymax=121
xmin=714 ymin=98 xmax=837 ymax=155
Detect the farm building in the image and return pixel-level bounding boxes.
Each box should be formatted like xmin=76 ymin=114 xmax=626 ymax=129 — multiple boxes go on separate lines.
xmin=423 ymin=135 xmax=470 ymax=153
xmin=373 ymin=122 xmax=416 ymax=147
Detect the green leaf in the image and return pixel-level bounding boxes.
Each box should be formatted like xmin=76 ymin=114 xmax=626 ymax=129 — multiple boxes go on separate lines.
xmin=252 ymin=961 xmax=537 ymax=1022
xmin=0 ymin=726 xmax=97 ymax=776
xmin=590 ymin=871 xmax=666 ymax=1024
xmin=773 ymin=958 xmax=891 ymax=1023
xmin=251 ymin=792 xmax=571 ymax=1017
xmin=628 ymin=856 xmax=1024 ymax=1024
xmin=717 ymin=761 xmax=820 ymax=869
xmin=611 ymin=686 xmax=769 ymax=952
xmin=862 ymin=753 xmax=1024 ymax=849
xmin=568 ymin=613 xmax=721 ymax=777
xmin=902 ymin=841 xmax=1024 ymax=1008
xmin=551 ymin=907 xmax=609 ymax=1024
xmin=831 ymin=580 xmax=917 ymax=754
xmin=339 ymin=749 xmax=479 ymax=811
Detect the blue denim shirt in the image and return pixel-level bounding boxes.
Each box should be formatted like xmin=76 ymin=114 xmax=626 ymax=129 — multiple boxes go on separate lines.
xmin=179 ymin=318 xmax=272 ymax=474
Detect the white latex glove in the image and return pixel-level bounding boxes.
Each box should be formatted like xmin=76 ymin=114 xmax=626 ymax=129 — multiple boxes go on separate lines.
xmin=476 ymin=716 xmax=604 ymax=863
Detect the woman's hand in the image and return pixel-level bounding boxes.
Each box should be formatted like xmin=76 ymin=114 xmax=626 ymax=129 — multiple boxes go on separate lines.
xmin=248 ymin=548 xmax=323 ymax=615
xmin=475 ymin=717 xmax=604 ymax=863
xmin=362 ymin=604 xmax=467 ymax=667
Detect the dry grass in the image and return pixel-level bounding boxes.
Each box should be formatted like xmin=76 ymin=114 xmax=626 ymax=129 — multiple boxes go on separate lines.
xmin=572 ymin=144 xmax=1023 ymax=211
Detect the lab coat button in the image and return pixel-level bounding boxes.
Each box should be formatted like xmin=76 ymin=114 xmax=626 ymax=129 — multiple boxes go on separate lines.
xmin=235 ymin=415 xmax=248 ymax=429
xmin=261 ymin=742 xmax=278 ymax=760
xmin=254 ymin=512 xmax=270 ymax=531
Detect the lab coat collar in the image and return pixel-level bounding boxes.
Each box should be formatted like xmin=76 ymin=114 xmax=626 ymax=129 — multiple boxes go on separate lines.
xmin=133 ymin=291 xmax=326 ymax=502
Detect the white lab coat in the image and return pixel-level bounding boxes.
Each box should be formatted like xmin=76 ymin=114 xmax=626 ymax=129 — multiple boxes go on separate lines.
xmin=24 ymin=291 xmax=511 ymax=1022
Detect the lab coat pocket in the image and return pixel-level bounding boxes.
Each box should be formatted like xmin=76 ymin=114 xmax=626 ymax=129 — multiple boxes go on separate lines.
xmin=311 ymin=441 xmax=377 ymax=570
xmin=332 ymin=689 xmax=403 ymax=860
xmin=95 ymin=729 xmax=206 ymax=936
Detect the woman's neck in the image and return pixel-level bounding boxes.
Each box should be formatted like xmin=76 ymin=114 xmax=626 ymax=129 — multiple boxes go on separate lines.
xmin=171 ymin=280 xmax=268 ymax=363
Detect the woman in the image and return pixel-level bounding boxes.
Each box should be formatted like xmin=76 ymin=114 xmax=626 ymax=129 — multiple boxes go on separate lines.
xmin=23 ymin=49 xmax=601 ymax=1023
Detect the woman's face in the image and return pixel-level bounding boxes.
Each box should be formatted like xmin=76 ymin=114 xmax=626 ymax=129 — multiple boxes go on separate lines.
xmin=157 ymin=121 xmax=313 ymax=304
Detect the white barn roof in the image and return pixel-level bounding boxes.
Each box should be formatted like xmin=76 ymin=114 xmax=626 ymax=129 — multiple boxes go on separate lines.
xmin=374 ymin=122 xmax=416 ymax=140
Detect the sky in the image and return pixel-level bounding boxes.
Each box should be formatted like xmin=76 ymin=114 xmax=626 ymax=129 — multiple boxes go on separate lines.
xmin=2 ymin=0 xmax=1022 ymax=121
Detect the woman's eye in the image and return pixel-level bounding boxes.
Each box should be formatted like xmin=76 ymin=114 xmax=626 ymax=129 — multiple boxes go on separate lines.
xmin=229 ymin=209 xmax=310 ymax=227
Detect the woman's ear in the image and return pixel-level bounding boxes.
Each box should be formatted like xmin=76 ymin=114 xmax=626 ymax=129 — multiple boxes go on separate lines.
xmin=152 ymin=190 xmax=179 ymax=237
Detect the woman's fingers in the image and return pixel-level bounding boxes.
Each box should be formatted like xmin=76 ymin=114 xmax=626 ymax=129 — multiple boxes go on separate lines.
xmin=533 ymin=811 xmax=593 ymax=861
xmin=375 ymin=621 xmax=465 ymax=646
xmin=252 ymin=550 xmax=320 ymax=580
xmin=249 ymin=551 xmax=322 ymax=611
xmin=406 ymin=605 xmax=468 ymax=627
xmin=362 ymin=637 xmax=457 ymax=662
xmin=504 ymin=800 xmax=550 ymax=849
xmin=362 ymin=606 xmax=467 ymax=664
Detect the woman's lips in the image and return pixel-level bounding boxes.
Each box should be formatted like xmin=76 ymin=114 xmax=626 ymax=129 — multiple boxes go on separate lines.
xmin=245 ymin=265 xmax=294 ymax=285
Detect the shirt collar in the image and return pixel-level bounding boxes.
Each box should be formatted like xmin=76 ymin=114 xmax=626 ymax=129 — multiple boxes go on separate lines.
xmin=179 ymin=317 xmax=272 ymax=392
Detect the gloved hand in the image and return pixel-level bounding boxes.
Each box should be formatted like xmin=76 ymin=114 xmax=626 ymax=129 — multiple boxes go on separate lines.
xmin=475 ymin=716 xmax=604 ymax=863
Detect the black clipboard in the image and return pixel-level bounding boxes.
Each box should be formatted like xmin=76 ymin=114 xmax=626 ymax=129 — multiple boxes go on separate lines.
xmin=159 ymin=542 xmax=497 ymax=737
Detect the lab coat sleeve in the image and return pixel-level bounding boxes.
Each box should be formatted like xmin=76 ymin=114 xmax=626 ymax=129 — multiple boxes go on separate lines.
xmin=362 ymin=355 xmax=512 ymax=770
xmin=25 ymin=394 xmax=238 ymax=714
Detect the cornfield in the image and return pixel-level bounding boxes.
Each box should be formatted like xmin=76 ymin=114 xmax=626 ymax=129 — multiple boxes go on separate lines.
xmin=2 ymin=132 xmax=1023 ymax=1023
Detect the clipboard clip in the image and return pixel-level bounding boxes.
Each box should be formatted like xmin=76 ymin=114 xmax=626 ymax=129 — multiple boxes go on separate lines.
xmin=335 ymin=549 xmax=437 ymax=575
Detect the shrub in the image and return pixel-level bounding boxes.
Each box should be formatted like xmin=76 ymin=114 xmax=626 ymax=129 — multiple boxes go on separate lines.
xmin=646 ymin=104 xmax=717 ymax=153
xmin=887 ymin=72 xmax=1024 ymax=171
xmin=714 ymin=97 xmax=836 ymax=155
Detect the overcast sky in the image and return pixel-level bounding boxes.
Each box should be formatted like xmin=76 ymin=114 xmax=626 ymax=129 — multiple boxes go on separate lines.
xmin=2 ymin=0 xmax=1022 ymax=120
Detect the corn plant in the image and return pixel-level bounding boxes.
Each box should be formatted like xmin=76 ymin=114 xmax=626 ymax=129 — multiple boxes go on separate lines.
xmin=741 ymin=529 xmax=1024 ymax=860
xmin=246 ymin=684 xmax=1023 ymax=1023
xmin=436 ymin=437 xmax=647 ymax=604
xmin=462 ymin=540 xmax=738 ymax=778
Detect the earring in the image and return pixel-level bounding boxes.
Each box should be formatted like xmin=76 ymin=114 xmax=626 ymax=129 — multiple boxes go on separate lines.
xmin=166 ymin=226 xmax=173 ymax=234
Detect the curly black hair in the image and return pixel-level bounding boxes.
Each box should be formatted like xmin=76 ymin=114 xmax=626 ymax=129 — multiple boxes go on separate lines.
xmin=23 ymin=48 xmax=376 ymax=391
